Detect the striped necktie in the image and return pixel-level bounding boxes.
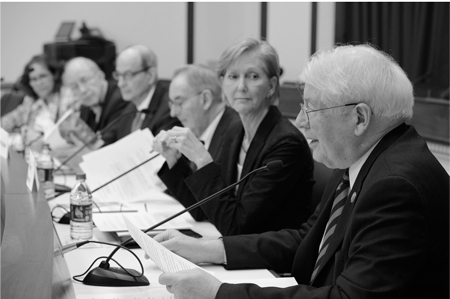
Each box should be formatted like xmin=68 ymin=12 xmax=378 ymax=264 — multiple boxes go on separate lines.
xmin=310 ymin=169 xmax=350 ymax=283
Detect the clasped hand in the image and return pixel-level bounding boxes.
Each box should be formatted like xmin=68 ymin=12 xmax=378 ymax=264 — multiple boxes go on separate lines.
xmin=152 ymin=127 xmax=213 ymax=170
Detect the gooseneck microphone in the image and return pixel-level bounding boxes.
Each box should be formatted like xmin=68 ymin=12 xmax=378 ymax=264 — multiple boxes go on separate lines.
xmin=54 ymin=109 xmax=151 ymax=173
xmin=90 ymin=151 xmax=160 ymax=194
xmin=81 ymin=160 xmax=284 ymax=287
xmin=54 ymin=150 xmax=160 ymax=202
xmin=55 ymin=240 xmax=89 ymax=256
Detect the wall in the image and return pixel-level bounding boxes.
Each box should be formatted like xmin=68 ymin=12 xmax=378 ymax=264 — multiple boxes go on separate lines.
xmin=268 ymin=2 xmax=312 ymax=84
xmin=1 ymin=2 xmax=186 ymax=81
xmin=1 ymin=2 xmax=335 ymax=83
xmin=194 ymin=2 xmax=260 ymax=71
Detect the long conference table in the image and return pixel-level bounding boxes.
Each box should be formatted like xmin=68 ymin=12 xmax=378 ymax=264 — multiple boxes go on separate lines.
xmin=1 ymin=149 xmax=283 ymax=299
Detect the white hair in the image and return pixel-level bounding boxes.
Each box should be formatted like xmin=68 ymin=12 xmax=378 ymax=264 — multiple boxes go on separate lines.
xmin=299 ymin=44 xmax=414 ymax=121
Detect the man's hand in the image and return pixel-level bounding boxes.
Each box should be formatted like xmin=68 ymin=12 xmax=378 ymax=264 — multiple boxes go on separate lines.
xmin=159 ymin=268 xmax=222 ymax=299
xmin=161 ymin=127 xmax=213 ymax=170
xmin=150 ymin=229 xmax=225 ymax=265
xmin=152 ymin=129 xmax=182 ymax=168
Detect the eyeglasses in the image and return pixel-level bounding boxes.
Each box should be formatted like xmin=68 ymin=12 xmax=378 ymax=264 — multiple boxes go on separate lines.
xmin=29 ymin=73 xmax=51 ymax=84
xmin=68 ymin=73 xmax=98 ymax=92
xmin=300 ymin=102 xmax=359 ymax=127
xmin=168 ymin=90 xmax=204 ymax=110
xmin=112 ymin=67 xmax=151 ymax=81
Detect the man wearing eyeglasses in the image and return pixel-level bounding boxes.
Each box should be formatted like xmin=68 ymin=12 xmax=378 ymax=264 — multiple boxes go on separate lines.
xmin=102 ymin=45 xmax=180 ymax=145
xmin=152 ymin=44 xmax=449 ymax=299
xmin=153 ymin=64 xmax=239 ymax=221
xmin=62 ymin=57 xmax=128 ymax=136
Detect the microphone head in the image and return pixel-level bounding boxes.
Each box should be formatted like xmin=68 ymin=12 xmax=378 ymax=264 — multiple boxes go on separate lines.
xmin=266 ymin=160 xmax=283 ymax=171
xmin=140 ymin=109 xmax=151 ymax=114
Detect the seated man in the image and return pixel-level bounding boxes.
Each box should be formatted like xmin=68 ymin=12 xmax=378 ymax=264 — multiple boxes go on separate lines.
xmin=103 ymin=45 xmax=180 ymax=145
xmin=153 ymin=64 xmax=239 ymax=220
xmin=62 ymin=57 xmax=128 ymax=137
xmin=153 ymin=44 xmax=449 ymax=299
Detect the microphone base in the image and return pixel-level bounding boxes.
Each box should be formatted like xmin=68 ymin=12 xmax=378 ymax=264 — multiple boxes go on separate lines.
xmin=83 ymin=265 xmax=150 ymax=287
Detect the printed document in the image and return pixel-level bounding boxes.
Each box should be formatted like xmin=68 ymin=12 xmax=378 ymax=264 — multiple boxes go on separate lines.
xmin=79 ymin=129 xmax=166 ymax=203
xmin=123 ymin=216 xmax=202 ymax=273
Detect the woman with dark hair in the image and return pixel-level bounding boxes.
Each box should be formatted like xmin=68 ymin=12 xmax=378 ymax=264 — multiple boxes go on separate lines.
xmin=153 ymin=37 xmax=314 ymax=236
xmin=1 ymin=54 xmax=77 ymax=141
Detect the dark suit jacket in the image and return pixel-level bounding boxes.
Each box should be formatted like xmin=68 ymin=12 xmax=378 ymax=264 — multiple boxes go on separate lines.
xmin=102 ymin=81 xmax=181 ymax=145
xmin=219 ymin=123 xmax=449 ymax=299
xmin=158 ymin=106 xmax=240 ymax=221
xmin=79 ymin=80 xmax=128 ymax=133
xmin=185 ymin=106 xmax=314 ymax=236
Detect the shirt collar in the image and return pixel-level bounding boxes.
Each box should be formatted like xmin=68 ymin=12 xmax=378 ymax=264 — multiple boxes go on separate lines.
xmin=136 ymin=85 xmax=156 ymax=111
xmin=348 ymin=140 xmax=381 ymax=190
xmin=199 ymin=108 xmax=225 ymax=150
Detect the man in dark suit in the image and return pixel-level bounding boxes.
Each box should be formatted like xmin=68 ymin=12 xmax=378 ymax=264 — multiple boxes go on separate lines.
xmin=102 ymin=45 xmax=180 ymax=145
xmin=153 ymin=44 xmax=449 ymax=299
xmin=62 ymin=57 xmax=128 ymax=135
xmin=154 ymin=64 xmax=239 ymax=220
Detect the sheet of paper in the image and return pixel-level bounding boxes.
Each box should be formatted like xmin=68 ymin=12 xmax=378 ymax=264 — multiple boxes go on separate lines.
xmin=95 ymin=212 xmax=192 ymax=232
xmin=225 ymin=277 xmax=298 ymax=288
xmin=43 ymin=109 xmax=75 ymax=150
xmin=79 ymin=129 xmax=166 ymax=203
xmin=124 ymin=216 xmax=202 ymax=274
xmin=77 ymin=288 xmax=173 ymax=299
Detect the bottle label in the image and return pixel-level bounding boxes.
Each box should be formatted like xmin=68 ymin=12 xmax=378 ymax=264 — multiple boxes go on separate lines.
xmin=70 ymin=204 xmax=92 ymax=223
xmin=37 ymin=168 xmax=53 ymax=182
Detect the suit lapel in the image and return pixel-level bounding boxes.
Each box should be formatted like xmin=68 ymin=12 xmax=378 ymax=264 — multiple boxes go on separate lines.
xmin=97 ymin=81 xmax=114 ymax=130
xmin=239 ymin=106 xmax=281 ymax=187
xmin=309 ymin=123 xmax=409 ymax=284
xmin=141 ymin=82 xmax=164 ymax=129
xmin=209 ymin=107 xmax=233 ymax=159
xmin=224 ymin=122 xmax=244 ymax=186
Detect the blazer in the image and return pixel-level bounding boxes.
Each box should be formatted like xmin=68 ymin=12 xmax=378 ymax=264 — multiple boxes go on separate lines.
xmin=79 ymin=80 xmax=128 ymax=133
xmin=158 ymin=106 xmax=240 ymax=221
xmin=219 ymin=123 xmax=449 ymax=299
xmin=102 ymin=81 xmax=181 ymax=145
xmin=185 ymin=105 xmax=314 ymax=236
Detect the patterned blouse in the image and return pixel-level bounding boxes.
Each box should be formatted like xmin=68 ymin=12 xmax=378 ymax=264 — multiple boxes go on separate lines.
xmin=1 ymin=88 xmax=78 ymax=134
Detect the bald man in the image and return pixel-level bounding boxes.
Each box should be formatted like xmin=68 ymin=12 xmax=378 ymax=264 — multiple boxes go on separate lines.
xmin=154 ymin=64 xmax=239 ymax=221
xmin=103 ymin=45 xmax=180 ymax=145
xmin=62 ymin=57 xmax=128 ymax=134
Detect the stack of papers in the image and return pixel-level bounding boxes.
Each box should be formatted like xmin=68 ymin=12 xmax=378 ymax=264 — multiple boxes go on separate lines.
xmin=79 ymin=129 xmax=167 ymax=203
xmin=95 ymin=212 xmax=192 ymax=233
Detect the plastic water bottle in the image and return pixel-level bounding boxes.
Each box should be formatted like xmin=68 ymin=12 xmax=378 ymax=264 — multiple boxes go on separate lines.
xmin=37 ymin=143 xmax=55 ymax=199
xmin=70 ymin=173 xmax=93 ymax=240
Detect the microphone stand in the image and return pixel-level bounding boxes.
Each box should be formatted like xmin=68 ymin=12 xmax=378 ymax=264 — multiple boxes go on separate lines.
xmin=54 ymin=151 xmax=160 ymax=200
xmin=82 ymin=160 xmax=283 ymax=287
xmin=91 ymin=152 xmax=160 ymax=194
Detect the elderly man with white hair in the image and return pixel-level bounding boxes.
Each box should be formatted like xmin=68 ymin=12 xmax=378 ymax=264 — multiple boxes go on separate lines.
xmin=153 ymin=44 xmax=449 ymax=299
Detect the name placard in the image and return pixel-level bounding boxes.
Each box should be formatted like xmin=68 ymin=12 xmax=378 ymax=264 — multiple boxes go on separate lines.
xmin=0 ymin=128 xmax=9 ymax=159
xmin=26 ymin=149 xmax=40 ymax=192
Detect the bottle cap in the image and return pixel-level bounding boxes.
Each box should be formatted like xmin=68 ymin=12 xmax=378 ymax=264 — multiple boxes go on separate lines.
xmin=76 ymin=173 xmax=86 ymax=180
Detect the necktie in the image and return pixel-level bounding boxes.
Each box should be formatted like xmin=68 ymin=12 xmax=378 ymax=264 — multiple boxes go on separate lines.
xmin=310 ymin=169 xmax=350 ymax=283
xmin=85 ymin=107 xmax=97 ymax=131
xmin=131 ymin=111 xmax=143 ymax=132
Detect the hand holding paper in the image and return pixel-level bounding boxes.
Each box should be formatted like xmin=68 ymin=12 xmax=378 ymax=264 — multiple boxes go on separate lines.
xmin=123 ymin=216 xmax=203 ymax=274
